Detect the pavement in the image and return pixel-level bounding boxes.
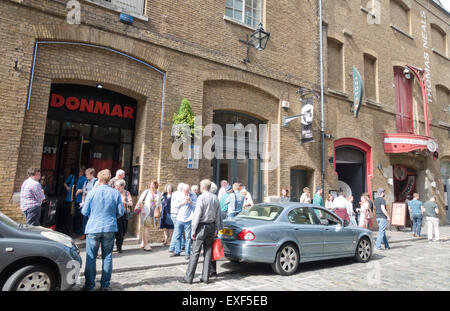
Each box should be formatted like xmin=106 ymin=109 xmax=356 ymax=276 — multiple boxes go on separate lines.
xmin=76 ymin=224 xmax=450 ymax=276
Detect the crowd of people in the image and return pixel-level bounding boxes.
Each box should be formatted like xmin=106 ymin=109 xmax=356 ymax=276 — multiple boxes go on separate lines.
xmin=19 ymin=167 xmax=442 ymax=288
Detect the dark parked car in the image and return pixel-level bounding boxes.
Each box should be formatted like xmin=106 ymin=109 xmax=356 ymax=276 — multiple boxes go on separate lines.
xmin=0 ymin=212 xmax=82 ymax=291
xmin=219 ymin=203 xmax=373 ymax=276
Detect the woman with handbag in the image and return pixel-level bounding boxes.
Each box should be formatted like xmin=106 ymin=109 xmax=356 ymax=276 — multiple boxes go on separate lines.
xmin=114 ymin=179 xmax=133 ymax=253
xmin=136 ymin=180 xmax=162 ymax=251
xmin=160 ymin=184 xmax=174 ymax=246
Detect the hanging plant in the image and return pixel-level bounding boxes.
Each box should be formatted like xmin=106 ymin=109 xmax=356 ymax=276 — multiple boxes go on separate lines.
xmin=172 ymin=98 xmax=202 ymax=141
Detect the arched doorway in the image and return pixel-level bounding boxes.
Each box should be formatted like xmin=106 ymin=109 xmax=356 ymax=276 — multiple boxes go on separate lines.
xmin=290 ymin=166 xmax=314 ymax=202
xmin=212 ymin=111 xmax=264 ymax=203
xmin=334 ymin=138 xmax=373 ymax=212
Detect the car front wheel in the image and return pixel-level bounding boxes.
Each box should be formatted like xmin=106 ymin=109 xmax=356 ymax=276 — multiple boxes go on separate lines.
xmin=2 ymin=264 xmax=57 ymax=291
xmin=355 ymin=237 xmax=372 ymax=263
xmin=271 ymin=243 xmax=299 ymax=276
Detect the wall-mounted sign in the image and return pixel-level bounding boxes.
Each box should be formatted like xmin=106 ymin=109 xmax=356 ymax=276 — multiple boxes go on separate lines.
xmin=301 ymin=97 xmax=314 ymax=144
xmin=48 ymin=84 xmax=137 ymax=129
xmin=187 ymin=144 xmax=200 ymax=169
xmin=130 ymin=166 xmax=140 ymax=196
xmin=352 ymin=66 xmax=364 ymax=118
xmin=381 ymin=133 xmax=438 ymax=154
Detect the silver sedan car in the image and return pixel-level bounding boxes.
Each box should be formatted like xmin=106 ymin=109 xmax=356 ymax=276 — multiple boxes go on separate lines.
xmin=219 ymin=202 xmax=373 ymax=276
xmin=0 ymin=212 xmax=82 ymax=291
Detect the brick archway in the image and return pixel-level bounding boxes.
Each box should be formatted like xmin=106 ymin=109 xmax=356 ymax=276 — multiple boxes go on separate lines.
xmin=334 ymin=137 xmax=373 ymax=199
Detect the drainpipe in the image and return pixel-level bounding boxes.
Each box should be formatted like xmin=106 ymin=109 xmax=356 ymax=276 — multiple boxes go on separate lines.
xmin=319 ymin=0 xmax=326 ymax=195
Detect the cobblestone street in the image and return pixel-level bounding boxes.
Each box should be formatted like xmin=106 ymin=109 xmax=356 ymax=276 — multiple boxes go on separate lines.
xmin=72 ymin=239 xmax=449 ymax=291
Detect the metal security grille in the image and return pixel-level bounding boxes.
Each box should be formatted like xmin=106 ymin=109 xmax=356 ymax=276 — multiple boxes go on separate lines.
xmin=90 ymin=0 xmax=145 ymax=16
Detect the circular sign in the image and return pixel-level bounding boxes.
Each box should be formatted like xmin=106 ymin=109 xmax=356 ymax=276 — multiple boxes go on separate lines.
xmin=427 ymin=140 xmax=437 ymax=153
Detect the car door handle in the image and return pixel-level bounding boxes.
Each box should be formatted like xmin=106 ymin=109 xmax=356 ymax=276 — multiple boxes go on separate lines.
xmin=294 ymin=228 xmax=300 ymax=231
xmin=5 ymin=247 xmax=14 ymax=252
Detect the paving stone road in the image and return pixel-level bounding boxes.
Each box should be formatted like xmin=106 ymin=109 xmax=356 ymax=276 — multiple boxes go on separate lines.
xmin=72 ymin=239 xmax=449 ymax=291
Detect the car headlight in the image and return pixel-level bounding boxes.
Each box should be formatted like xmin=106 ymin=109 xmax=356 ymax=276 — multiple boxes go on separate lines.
xmin=41 ymin=231 xmax=73 ymax=248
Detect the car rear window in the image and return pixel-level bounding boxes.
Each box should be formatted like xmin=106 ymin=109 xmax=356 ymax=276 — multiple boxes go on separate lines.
xmin=237 ymin=204 xmax=283 ymax=221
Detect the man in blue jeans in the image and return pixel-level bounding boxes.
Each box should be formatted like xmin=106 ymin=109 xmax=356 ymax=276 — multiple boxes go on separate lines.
xmin=170 ymin=184 xmax=197 ymax=259
xmin=408 ymin=193 xmax=424 ymax=237
xmin=374 ymin=188 xmax=391 ymax=250
xmin=81 ymin=169 xmax=124 ymax=291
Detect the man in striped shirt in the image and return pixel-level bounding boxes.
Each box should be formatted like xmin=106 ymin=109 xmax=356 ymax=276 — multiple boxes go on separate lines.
xmin=20 ymin=168 xmax=45 ymax=226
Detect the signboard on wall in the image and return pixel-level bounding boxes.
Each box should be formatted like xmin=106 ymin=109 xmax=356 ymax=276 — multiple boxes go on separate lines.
xmin=130 ymin=166 xmax=140 ymax=196
xmin=187 ymin=144 xmax=199 ymax=169
xmin=391 ymin=202 xmax=407 ymax=227
xmin=301 ymin=97 xmax=314 ymax=144
xmin=48 ymin=84 xmax=137 ymax=129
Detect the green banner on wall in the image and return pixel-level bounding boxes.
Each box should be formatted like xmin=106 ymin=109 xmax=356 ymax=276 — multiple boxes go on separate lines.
xmin=352 ymin=66 xmax=364 ymax=118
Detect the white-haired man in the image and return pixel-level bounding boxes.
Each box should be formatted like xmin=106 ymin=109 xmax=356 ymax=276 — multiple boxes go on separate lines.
xmin=108 ymin=169 xmax=125 ymax=188
xmin=181 ymin=179 xmax=221 ymax=284
xmin=217 ymin=180 xmax=228 ymax=200
xmin=169 ymin=183 xmax=186 ymax=253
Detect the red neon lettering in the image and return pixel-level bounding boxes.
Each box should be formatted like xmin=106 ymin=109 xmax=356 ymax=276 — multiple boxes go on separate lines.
xmin=94 ymin=101 xmax=110 ymax=116
xmin=50 ymin=93 xmax=65 ymax=108
xmin=123 ymin=106 xmax=134 ymax=119
xmin=110 ymin=104 xmax=123 ymax=118
xmin=80 ymin=98 xmax=94 ymax=113
xmin=65 ymin=97 xmax=80 ymax=111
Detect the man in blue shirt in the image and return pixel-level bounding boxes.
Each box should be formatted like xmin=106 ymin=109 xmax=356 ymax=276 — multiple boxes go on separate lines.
xmin=81 ymin=169 xmax=124 ymax=291
xmin=73 ymin=167 xmax=87 ymax=236
xmin=408 ymin=193 xmax=424 ymax=237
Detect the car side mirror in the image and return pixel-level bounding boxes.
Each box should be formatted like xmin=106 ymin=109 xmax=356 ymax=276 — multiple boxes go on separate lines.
xmin=343 ymin=220 xmax=350 ymax=227
xmin=320 ymin=219 xmax=329 ymax=226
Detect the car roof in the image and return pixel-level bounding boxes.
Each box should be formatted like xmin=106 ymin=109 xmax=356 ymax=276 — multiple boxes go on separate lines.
xmin=255 ymin=202 xmax=323 ymax=209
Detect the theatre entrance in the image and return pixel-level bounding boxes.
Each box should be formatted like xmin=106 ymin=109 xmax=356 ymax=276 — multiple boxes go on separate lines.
xmin=40 ymin=84 xmax=137 ymax=235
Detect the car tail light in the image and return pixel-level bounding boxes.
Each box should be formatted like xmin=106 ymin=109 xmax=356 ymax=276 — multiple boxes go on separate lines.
xmin=237 ymin=229 xmax=255 ymax=241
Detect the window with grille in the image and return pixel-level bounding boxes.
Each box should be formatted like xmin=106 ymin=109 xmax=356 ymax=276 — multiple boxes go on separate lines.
xmin=225 ymin=0 xmax=262 ymax=28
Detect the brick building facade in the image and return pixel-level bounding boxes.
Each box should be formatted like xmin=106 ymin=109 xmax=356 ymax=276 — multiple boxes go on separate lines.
xmin=0 ymin=0 xmax=448 ymax=240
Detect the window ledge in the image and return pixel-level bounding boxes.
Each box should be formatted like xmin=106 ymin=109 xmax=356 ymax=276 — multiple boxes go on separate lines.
xmin=85 ymin=0 xmax=149 ymax=22
xmin=223 ymin=15 xmax=257 ymax=31
xmin=390 ymin=24 xmax=414 ymax=40
xmin=365 ymin=99 xmax=382 ymax=108
xmin=432 ymin=49 xmax=449 ymax=61
xmin=327 ymin=88 xmax=349 ymax=98
xmin=360 ymin=6 xmax=376 ymax=18
xmin=438 ymin=121 xmax=450 ymax=129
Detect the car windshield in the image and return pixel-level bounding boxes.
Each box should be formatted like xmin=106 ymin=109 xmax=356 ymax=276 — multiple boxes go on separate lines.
xmin=237 ymin=204 xmax=283 ymax=221
xmin=0 ymin=212 xmax=19 ymax=228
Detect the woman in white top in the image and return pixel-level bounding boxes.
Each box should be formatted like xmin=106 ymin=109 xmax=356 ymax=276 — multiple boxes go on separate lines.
xmin=300 ymin=187 xmax=311 ymax=204
xmin=357 ymin=195 xmax=370 ymax=228
xmin=136 ymin=180 xmax=162 ymax=251
xmin=325 ymin=194 xmax=334 ymax=210
xmin=241 ymin=189 xmax=254 ymax=211
xmin=346 ymin=195 xmax=357 ymax=226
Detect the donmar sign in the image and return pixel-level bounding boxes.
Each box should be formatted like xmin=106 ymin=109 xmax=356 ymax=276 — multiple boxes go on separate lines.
xmin=352 ymin=66 xmax=363 ymax=118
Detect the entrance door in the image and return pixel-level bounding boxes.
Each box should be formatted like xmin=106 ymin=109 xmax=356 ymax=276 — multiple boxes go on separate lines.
xmin=55 ymin=135 xmax=83 ymax=235
xmin=335 ymin=147 xmax=366 ymax=214
xmin=290 ymin=169 xmax=312 ymax=202
xmin=393 ymin=165 xmax=416 ymax=227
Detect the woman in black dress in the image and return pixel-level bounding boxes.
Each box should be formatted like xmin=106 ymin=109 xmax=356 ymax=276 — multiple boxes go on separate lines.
xmin=160 ymin=184 xmax=174 ymax=246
